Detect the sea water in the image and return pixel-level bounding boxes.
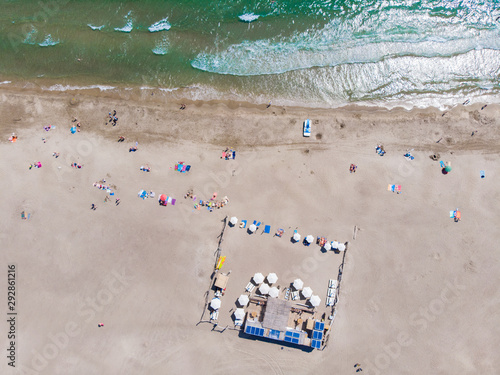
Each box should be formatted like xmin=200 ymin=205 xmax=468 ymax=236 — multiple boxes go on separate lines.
xmin=0 ymin=0 xmax=499 ymax=109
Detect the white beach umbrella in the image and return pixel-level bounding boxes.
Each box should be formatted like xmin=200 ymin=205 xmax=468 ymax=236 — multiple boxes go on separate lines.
xmin=259 ymin=283 xmax=270 ymax=295
xmin=238 ymin=294 xmax=249 ymax=307
xmin=234 ymin=308 xmax=245 ymax=320
xmin=268 ymin=287 xmax=279 ymax=298
xmin=210 ymin=298 xmax=221 ymax=310
xmin=310 ymin=295 xmax=321 ymax=307
xmin=249 ymin=224 xmax=257 ymax=233
xmin=323 ymin=242 xmax=332 ymax=251
xmin=293 ymin=279 xmax=304 ymax=290
xmin=302 ymin=287 xmax=313 ymax=298
xmin=331 ymin=241 xmax=339 ymax=250
xmin=267 ymin=273 xmax=278 ymax=284
xmin=338 ymin=242 xmax=346 ymax=252
xmin=230 ymin=216 xmax=238 ymax=225
xmin=253 ymin=272 xmax=265 ymax=284
xmin=305 ymin=235 xmax=314 ymax=244
xmin=293 ymin=232 xmax=301 ymax=242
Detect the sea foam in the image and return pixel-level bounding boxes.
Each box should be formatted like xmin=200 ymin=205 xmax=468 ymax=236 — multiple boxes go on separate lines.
xmin=44 ymin=84 xmax=116 ymax=91
xmin=38 ymin=34 xmax=59 ymax=47
xmin=238 ymin=13 xmax=259 ymax=22
xmin=148 ymin=18 xmax=171 ymax=32
xmin=88 ymin=24 xmax=105 ymax=31
xmin=115 ymin=19 xmax=133 ymax=33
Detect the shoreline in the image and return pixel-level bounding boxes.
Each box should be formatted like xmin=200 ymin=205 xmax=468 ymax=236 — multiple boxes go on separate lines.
xmin=1 ymin=75 xmax=499 ymax=114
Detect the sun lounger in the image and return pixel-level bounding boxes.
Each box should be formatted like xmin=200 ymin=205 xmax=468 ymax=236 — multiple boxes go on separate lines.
xmin=252 ymin=220 xmax=257 ymax=225
xmin=263 ymin=225 xmax=271 ymax=234
xmin=210 ymin=311 xmax=219 ymax=321
xmin=328 ymin=288 xmax=336 ymax=298
xmin=329 ymin=279 xmax=338 ymax=289
xmin=326 ymin=297 xmax=334 ymax=306
xmin=256 ymin=222 xmax=261 ymax=227
xmin=235 ymin=319 xmax=243 ymax=326
xmin=284 ymin=288 xmax=290 ymax=300
xmin=245 ymin=282 xmax=255 ymax=293
xmin=291 ymin=291 xmax=299 ymax=301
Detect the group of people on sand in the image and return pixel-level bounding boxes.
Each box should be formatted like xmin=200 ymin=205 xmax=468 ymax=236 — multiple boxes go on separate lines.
xmin=349 ymin=164 xmax=357 ymax=173
xmin=29 ymin=161 xmax=42 ymax=169
xmin=108 ymin=110 xmax=118 ymax=126
xmin=185 ymin=189 xmax=230 ymax=212
xmin=71 ymin=162 xmax=83 ymax=169
xmin=221 ymin=148 xmax=236 ymax=160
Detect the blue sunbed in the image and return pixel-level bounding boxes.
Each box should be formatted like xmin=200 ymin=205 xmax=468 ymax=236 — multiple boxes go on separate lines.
xmin=263 ymin=225 xmax=271 ymax=234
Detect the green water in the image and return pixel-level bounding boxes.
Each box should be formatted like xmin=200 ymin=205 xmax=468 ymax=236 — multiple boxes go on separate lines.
xmin=1 ymin=0 xmax=499 ymax=109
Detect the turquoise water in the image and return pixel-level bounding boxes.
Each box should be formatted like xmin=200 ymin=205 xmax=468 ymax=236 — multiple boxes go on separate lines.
xmin=0 ymin=0 xmax=499 ymax=108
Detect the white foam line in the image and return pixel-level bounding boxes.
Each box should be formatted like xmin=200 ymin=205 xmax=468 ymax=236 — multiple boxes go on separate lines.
xmin=0 ymin=81 xmax=11 ymax=85
xmin=43 ymin=84 xmax=116 ymax=92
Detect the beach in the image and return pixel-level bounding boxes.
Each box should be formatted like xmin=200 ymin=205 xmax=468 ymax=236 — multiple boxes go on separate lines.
xmin=1 ymin=87 xmax=499 ymax=374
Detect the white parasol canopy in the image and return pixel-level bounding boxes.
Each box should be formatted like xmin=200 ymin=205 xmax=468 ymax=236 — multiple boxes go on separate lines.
xmin=310 ymin=295 xmax=321 ymax=307
xmin=323 ymin=242 xmax=331 ymax=251
xmin=253 ymin=272 xmax=265 ymax=284
xmin=268 ymin=287 xmax=279 ymax=298
xmin=230 ymin=216 xmax=238 ymax=225
xmin=210 ymin=298 xmax=221 ymax=310
xmin=305 ymin=235 xmax=314 ymax=244
xmin=267 ymin=272 xmax=278 ymax=284
xmin=234 ymin=308 xmax=245 ymax=320
xmin=331 ymin=241 xmax=339 ymax=250
xmin=302 ymin=286 xmax=313 ymax=298
xmin=259 ymin=283 xmax=270 ymax=295
xmin=293 ymin=232 xmax=301 ymax=242
xmin=293 ymin=278 xmax=304 ymax=290
xmin=238 ymin=294 xmax=249 ymax=307
xmin=249 ymin=224 xmax=257 ymax=233
xmin=337 ymin=242 xmax=346 ymax=252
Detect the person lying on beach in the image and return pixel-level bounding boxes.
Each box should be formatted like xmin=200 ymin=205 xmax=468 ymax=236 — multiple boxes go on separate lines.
xmin=180 ymin=104 xmax=186 ymax=110
xmin=52 ymin=152 xmax=60 ymax=158
xmin=118 ymin=136 xmax=125 ymax=142
xmin=129 ymin=147 xmax=138 ymax=152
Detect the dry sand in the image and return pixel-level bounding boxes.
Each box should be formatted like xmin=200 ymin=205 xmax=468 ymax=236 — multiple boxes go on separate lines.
xmin=1 ymin=87 xmax=500 ymax=375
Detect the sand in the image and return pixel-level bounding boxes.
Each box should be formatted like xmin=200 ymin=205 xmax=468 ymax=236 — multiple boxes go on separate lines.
xmin=1 ymin=87 xmax=500 ymax=375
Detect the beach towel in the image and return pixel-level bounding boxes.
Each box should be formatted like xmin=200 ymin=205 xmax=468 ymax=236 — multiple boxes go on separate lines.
xmin=440 ymin=161 xmax=445 ymax=168
xmin=252 ymin=220 xmax=257 ymax=225
xmin=256 ymin=222 xmax=261 ymax=227
xmin=186 ymin=165 xmax=191 ymax=172
xmin=263 ymin=225 xmax=271 ymax=234
xmin=171 ymin=198 xmax=176 ymax=206
xmin=70 ymin=126 xmax=76 ymax=134
xmin=181 ymin=165 xmax=187 ymax=172
xmin=388 ymin=184 xmax=395 ymax=192
xmin=450 ymin=211 xmax=456 ymax=218
xmin=240 ymin=220 xmax=247 ymax=228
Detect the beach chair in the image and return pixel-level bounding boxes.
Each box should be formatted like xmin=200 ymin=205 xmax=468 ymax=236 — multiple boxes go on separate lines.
xmin=263 ymin=225 xmax=271 ymax=234
xmin=329 ymin=279 xmax=338 ymax=289
xmin=235 ymin=319 xmax=243 ymax=327
xmin=256 ymin=222 xmax=261 ymax=227
xmin=326 ymin=297 xmax=334 ymax=307
xmin=292 ymin=291 xmax=299 ymax=301
xmin=240 ymin=220 xmax=247 ymax=228
xmin=245 ymin=283 xmax=255 ymax=293
xmin=284 ymin=288 xmax=290 ymax=301
xmin=328 ymin=288 xmax=336 ymax=298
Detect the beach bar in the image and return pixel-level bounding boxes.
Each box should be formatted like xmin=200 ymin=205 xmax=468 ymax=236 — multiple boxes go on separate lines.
xmin=242 ymin=297 xmax=328 ymax=349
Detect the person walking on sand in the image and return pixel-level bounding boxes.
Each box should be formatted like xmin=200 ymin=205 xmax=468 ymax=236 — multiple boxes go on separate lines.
xmin=91 ymin=203 xmax=96 ymax=210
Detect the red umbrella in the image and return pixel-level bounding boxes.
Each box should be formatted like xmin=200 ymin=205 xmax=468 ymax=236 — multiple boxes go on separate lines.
xmin=159 ymin=194 xmax=167 ymax=202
